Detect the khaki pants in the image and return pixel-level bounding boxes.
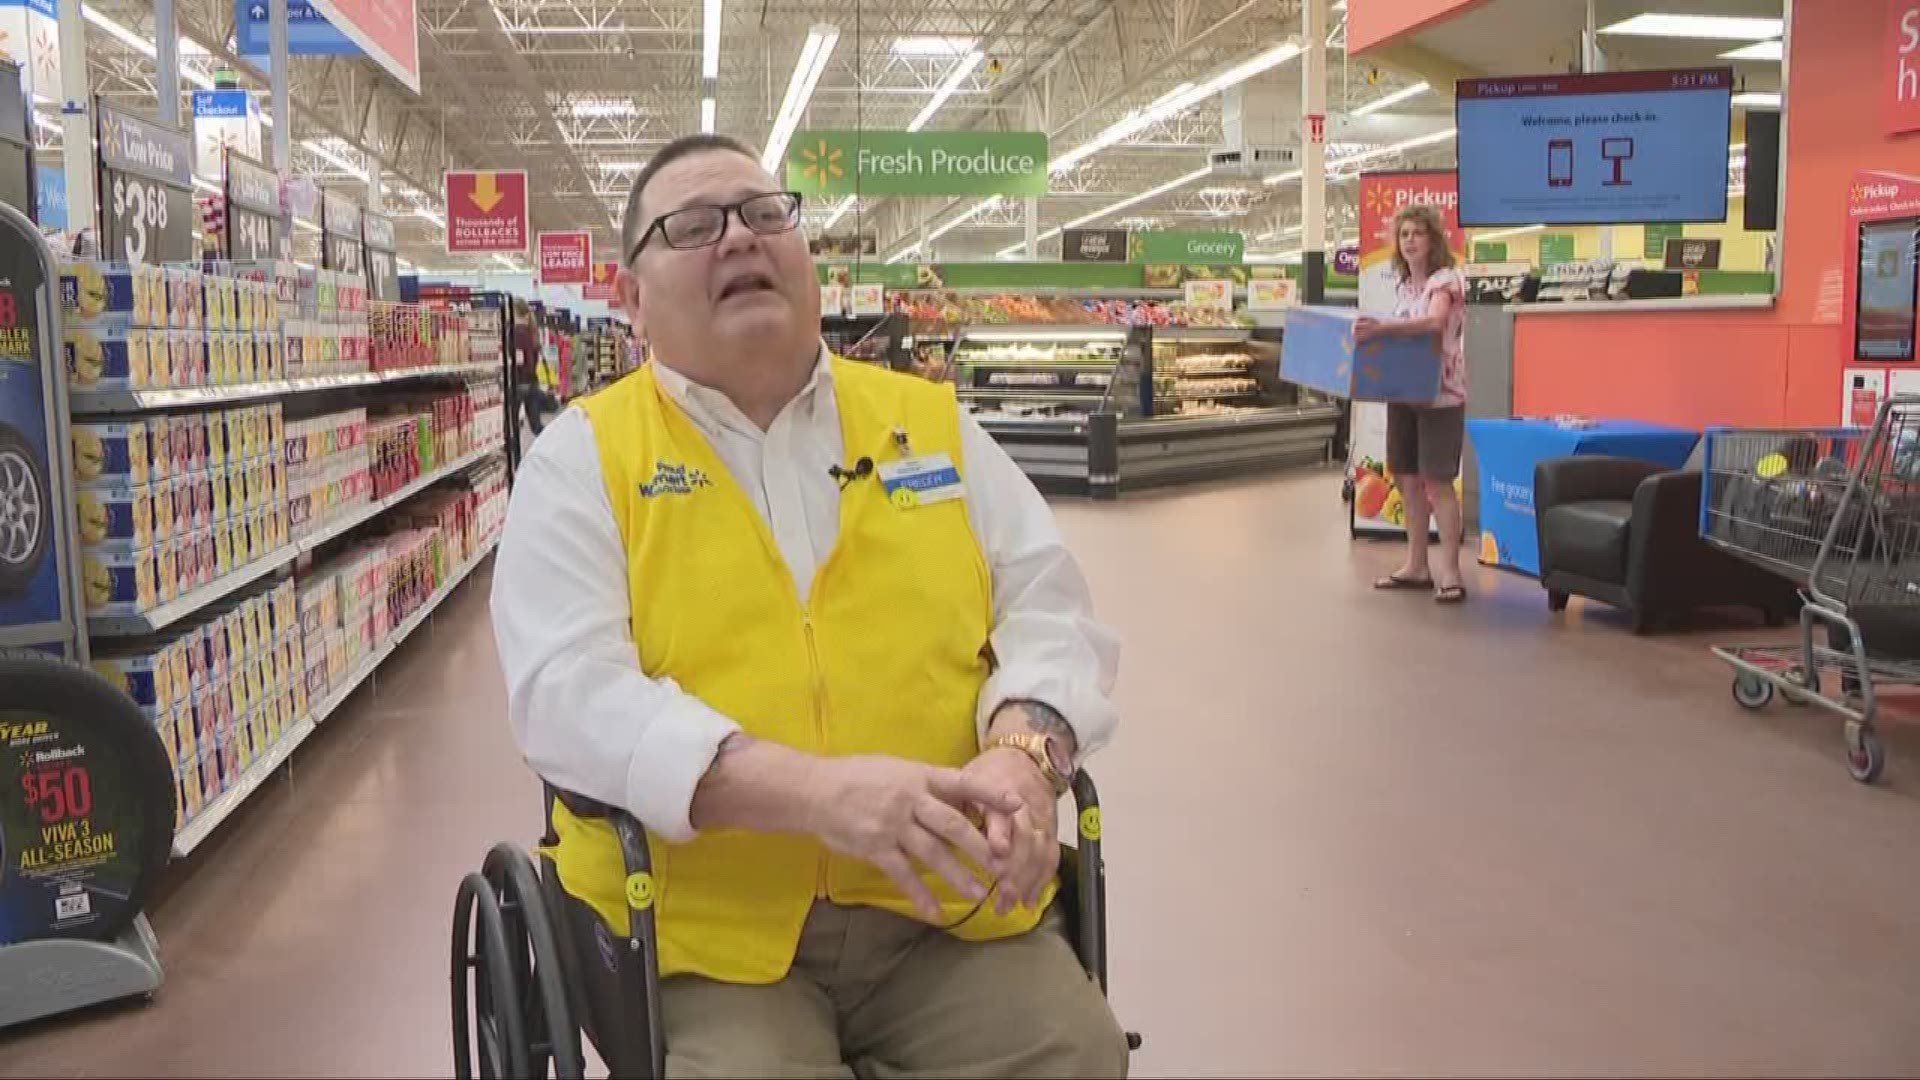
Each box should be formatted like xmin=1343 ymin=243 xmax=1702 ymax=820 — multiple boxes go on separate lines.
xmin=660 ymin=901 xmax=1130 ymax=1078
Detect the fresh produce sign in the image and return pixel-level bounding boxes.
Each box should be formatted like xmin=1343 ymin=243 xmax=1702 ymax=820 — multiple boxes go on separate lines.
xmin=786 ymin=131 xmax=1049 ymax=198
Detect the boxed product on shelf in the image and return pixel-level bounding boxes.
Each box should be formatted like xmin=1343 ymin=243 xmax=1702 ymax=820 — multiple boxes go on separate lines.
xmin=82 ymin=546 xmax=157 ymax=614
xmin=60 ymin=262 xmax=162 ymax=323
xmin=75 ymin=478 xmax=154 ymax=550
xmin=64 ymin=321 xmax=155 ymax=390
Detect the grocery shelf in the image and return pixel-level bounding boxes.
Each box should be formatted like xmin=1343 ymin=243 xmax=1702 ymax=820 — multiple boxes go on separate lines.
xmin=170 ymin=535 xmax=500 ymax=858
xmin=306 ymin=534 xmax=501 ymax=729
xmin=294 ymin=444 xmax=503 ymax=555
xmin=88 ymin=544 xmax=299 ymax=638
xmin=957 ymin=387 xmax=1106 ymax=399
xmin=70 ymin=361 xmax=502 ymax=415
xmin=88 ymin=442 xmax=504 ymax=639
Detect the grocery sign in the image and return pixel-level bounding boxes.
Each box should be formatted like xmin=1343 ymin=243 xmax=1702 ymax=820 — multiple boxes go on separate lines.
xmin=234 ymin=1 xmax=361 ymax=59
xmin=584 ymin=261 xmax=619 ymax=301
xmin=445 ymin=169 xmax=528 ymax=255
xmin=785 ymin=131 xmax=1049 ymax=197
xmin=304 ymin=0 xmax=420 ymax=93
xmin=1128 ymin=231 xmax=1244 ymax=264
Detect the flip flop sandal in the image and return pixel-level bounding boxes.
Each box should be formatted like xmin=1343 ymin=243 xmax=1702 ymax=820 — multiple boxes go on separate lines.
xmin=1374 ymin=573 xmax=1434 ymax=590
xmin=1435 ymin=585 xmax=1469 ymax=604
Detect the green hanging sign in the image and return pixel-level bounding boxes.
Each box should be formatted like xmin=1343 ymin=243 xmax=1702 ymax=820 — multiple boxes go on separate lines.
xmin=786 ymin=131 xmax=1050 ymax=197
xmin=1538 ymin=233 xmax=1576 ymax=265
xmin=1126 ymin=231 xmax=1244 ymax=264
xmin=1473 ymin=240 xmax=1508 ymax=262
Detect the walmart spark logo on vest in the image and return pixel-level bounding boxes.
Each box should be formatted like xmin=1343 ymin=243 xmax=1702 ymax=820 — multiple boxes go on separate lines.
xmin=638 ymin=461 xmax=713 ymax=498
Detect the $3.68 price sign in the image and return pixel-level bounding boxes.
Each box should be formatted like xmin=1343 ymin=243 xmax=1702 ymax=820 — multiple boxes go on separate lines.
xmin=105 ymin=169 xmax=192 ymax=266
xmin=20 ymin=762 xmax=94 ymax=825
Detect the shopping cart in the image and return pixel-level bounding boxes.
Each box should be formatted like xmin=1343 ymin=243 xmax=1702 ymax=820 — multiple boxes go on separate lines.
xmin=1701 ymin=397 xmax=1920 ymax=783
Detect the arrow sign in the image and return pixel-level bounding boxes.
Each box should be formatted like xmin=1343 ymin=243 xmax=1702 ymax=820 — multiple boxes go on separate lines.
xmin=584 ymin=260 xmax=620 ymax=300
xmin=470 ymin=171 xmax=503 ymax=213
xmin=444 ymin=168 xmax=528 ymax=254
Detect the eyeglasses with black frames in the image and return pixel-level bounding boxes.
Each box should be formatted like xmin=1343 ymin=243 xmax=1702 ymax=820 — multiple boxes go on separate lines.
xmin=627 ymin=191 xmax=804 ymax=263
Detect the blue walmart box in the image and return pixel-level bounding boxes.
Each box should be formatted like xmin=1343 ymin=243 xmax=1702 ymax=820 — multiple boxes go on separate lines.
xmin=1280 ymin=305 xmax=1443 ymax=403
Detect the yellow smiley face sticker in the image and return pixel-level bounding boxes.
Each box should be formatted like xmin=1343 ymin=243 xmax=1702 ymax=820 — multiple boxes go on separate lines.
xmin=625 ymin=872 xmax=655 ymax=911
xmin=1756 ymin=452 xmax=1788 ymax=480
xmin=1078 ymin=807 xmax=1102 ymax=842
xmin=890 ymin=486 xmax=919 ymax=510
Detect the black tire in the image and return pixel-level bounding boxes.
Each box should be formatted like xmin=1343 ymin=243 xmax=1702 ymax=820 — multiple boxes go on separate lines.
xmin=483 ymin=843 xmax=584 ymax=1080
xmin=451 ymin=872 xmax=529 ymax=1080
xmin=1846 ymin=722 xmax=1887 ymax=784
xmin=0 ymin=649 xmax=174 ymax=944
xmin=0 ymin=422 xmax=51 ymax=597
xmin=1547 ymin=590 xmax=1570 ymax=613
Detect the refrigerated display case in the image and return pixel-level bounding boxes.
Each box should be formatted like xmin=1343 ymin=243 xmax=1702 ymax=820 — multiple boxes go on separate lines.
xmin=946 ymin=323 xmax=1339 ymax=497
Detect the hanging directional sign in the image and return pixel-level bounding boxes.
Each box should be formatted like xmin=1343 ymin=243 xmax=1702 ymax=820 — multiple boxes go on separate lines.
xmin=303 ymin=0 xmax=420 ymax=94
xmin=234 ymin=0 xmax=361 ymax=58
xmin=320 ymin=190 xmax=363 ymax=274
xmin=362 ymin=210 xmax=398 ymax=301
xmin=538 ymin=231 xmax=592 ymax=285
xmin=583 ymin=260 xmax=620 ymax=301
xmin=96 ymin=102 xmax=195 ymax=266
xmin=224 ymin=149 xmax=280 ymax=262
xmin=445 ymin=169 xmax=528 ymax=255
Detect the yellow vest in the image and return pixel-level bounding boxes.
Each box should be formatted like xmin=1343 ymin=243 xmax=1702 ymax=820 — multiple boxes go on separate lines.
xmin=547 ymin=357 xmax=1051 ymax=984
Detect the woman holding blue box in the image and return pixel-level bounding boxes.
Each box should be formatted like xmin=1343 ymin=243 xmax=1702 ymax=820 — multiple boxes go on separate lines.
xmin=1358 ymin=204 xmax=1469 ymax=604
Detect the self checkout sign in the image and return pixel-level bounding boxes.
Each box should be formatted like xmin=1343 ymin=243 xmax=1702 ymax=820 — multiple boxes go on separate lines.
xmin=224 ymin=149 xmax=281 ymax=262
xmin=96 ymin=101 xmax=196 ymax=266
xmin=362 ymin=210 xmax=399 ymax=301
xmin=321 ymin=190 xmax=363 ymax=275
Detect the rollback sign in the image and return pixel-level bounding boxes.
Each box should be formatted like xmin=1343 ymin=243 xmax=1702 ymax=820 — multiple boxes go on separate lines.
xmin=96 ymin=103 xmax=194 ymax=266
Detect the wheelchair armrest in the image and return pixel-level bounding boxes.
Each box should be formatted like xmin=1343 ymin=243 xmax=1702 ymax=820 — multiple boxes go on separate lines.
xmin=1068 ymin=771 xmax=1109 ymax=994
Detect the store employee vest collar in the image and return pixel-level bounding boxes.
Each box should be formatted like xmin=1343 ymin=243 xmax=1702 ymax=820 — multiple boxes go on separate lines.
xmin=547 ymin=356 xmax=1051 ymax=985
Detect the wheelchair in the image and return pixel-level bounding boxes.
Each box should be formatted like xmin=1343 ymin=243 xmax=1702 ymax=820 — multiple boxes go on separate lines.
xmin=451 ymin=771 xmax=1139 ymax=1079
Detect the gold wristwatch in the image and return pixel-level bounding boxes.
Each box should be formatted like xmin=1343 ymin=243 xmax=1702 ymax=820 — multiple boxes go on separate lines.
xmin=985 ymin=731 xmax=1072 ymax=797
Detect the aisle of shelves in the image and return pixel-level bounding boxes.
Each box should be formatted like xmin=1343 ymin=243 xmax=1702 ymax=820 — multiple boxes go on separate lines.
xmin=61 ymin=263 xmax=513 ymax=858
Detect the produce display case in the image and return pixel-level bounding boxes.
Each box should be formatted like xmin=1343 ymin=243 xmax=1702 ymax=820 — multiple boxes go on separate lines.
xmin=823 ymin=312 xmax=910 ymax=371
xmin=943 ymin=320 xmax=1339 ymax=498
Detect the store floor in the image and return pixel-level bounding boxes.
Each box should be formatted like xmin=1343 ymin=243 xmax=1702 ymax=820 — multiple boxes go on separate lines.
xmin=7 ymin=467 xmax=1920 ymax=1077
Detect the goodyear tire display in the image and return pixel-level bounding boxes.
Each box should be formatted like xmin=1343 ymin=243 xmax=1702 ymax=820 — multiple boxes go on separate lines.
xmin=0 ymin=422 xmax=48 ymax=597
xmin=0 ymin=649 xmax=173 ymax=946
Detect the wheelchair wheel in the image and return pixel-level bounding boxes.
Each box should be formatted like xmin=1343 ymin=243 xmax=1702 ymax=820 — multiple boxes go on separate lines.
xmin=452 ymin=871 xmax=531 ymax=1079
xmin=483 ymin=843 xmax=585 ymax=1080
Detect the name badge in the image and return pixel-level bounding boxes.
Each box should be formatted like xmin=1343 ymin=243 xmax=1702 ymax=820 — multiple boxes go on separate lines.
xmin=878 ymin=452 xmax=964 ymax=509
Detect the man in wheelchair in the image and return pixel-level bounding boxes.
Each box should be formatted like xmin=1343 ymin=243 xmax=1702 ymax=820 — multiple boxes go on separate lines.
xmin=490 ymin=133 xmax=1128 ymax=1077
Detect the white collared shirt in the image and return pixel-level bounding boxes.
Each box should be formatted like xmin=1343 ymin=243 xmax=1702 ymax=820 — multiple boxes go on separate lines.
xmin=490 ymin=346 xmax=1120 ymax=842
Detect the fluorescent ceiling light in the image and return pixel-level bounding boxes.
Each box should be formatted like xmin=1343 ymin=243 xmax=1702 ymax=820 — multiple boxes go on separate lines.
xmin=1598 ymin=14 xmax=1782 ymax=41
xmin=700 ymin=97 xmax=716 ymax=133
xmin=508 ymin=23 xmax=630 ymax=34
xmin=821 ymin=195 xmax=857 ymax=231
xmin=493 ymin=254 xmax=523 ymax=271
xmin=81 ymin=6 xmax=216 ymax=88
xmin=908 ymin=50 xmax=983 ymax=132
xmin=1470 ymin=224 xmax=1542 ymax=243
xmin=1265 ymin=127 xmax=1455 ymax=185
xmin=302 ymin=139 xmax=370 ymax=181
xmin=193 ymin=175 xmax=221 ymax=195
xmin=1066 ymin=165 xmax=1211 ymax=230
xmin=1049 ymin=42 xmax=1301 ymax=175
xmin=702 ymin=0 xmax=723 ymax=79
xmin=762 ymin=25 xmax=840 ymax=172
xmin=570 ymin=99 xmax=638 ymax=118
xmin=1720 ymin=39 xmax=1783 ymax=61
xmin=1733 ymin=91 xmax=1782 ymax=108
xmin=892 ymin=36 xmax=975 ymax=56
xmin=414 ymin=206 xmax=447 ymax=228
xmin=1351 ymin=81 xmax=1429 ymax=117
xmin=294 ymin=218 xmax=321 ymax=234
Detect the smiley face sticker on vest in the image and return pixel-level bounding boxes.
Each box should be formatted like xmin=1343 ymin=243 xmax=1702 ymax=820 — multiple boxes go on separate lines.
xmin=878 ymin=452 xmax=964 ymax=509
xmin=637 ymin=460 xmax=715 ymax=499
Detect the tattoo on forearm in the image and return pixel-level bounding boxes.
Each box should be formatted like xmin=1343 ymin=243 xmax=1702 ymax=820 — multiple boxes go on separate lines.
xmin=1008 ymin=700 xmax=1072 ymax=740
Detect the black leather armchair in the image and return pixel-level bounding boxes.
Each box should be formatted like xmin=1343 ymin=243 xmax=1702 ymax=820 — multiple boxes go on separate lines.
xmin=1534 ymin=455 xmax=1801 ymax=633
